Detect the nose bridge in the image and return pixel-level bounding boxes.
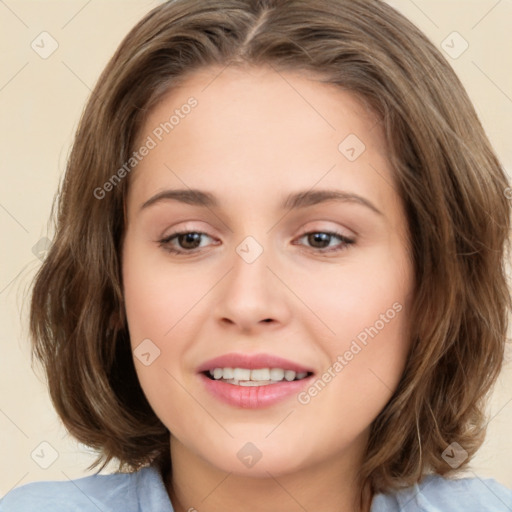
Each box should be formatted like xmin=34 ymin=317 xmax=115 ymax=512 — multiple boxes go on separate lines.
xmin=230 ymin=234 xmax=274 ymax=306
xmin=214 ymin=232 xmax=291 ymax=329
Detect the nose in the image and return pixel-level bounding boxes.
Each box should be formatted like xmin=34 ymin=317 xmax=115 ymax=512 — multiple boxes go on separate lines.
xmin=213 ymin=240 xmax=292 ymax=334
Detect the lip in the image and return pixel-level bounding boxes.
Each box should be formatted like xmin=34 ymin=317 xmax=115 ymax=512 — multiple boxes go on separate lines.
xmin=197 ymin=352 xmax=315 ymax=409
xmin=196 ymin=352 xmax=314 ymax=374
xmin=199 ymin=373 xmax=314 ymax=409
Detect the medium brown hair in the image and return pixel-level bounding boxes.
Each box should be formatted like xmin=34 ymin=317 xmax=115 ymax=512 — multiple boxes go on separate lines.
xmin=30 ymin=0 xmax=511 ymax=503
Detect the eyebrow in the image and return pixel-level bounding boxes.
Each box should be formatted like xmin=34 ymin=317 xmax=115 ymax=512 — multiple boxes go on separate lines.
xmin=140 ymin=188 xmax=383 ymax=216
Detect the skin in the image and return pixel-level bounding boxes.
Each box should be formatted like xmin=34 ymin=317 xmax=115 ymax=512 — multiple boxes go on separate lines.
xmin=122 ymin=64 xmax=414 ymax=512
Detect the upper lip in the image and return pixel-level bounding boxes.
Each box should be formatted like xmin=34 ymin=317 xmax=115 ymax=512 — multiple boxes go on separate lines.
xmin=197 ymin=353 xmax=314 ymax=374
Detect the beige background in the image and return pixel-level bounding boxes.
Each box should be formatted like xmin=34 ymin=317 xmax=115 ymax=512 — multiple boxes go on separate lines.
xmin=0 ymin=0 xmax=511 ymax=497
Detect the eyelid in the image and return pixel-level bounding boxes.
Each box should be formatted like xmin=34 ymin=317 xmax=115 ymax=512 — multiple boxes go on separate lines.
xmin=159 ymin=220 xmax=215 ymax=237
xmin=158 ymin=226 xmax=356 ymax=256
xmin=296 ymin=221 xmax=355 ymax=239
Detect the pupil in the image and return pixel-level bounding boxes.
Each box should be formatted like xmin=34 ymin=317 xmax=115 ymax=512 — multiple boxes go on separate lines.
xmin=309 ymin=233 xmax=329 ymax=248
xmin=180 ymin=233 xmax=201 ymax=249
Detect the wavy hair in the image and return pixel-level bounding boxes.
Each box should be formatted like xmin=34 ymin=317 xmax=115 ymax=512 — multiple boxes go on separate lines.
xmin=29 ymin=0 xmax=511 ymax=506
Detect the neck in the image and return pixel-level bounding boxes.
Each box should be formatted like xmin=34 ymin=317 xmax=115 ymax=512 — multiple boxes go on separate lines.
xmin=165 ymin=436 xmax=373 ymax=512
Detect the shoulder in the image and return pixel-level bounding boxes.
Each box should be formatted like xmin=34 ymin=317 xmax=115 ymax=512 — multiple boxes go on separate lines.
xmin=0 ymin=465 xmax=172 ymax=512
xmin=371 ymin=474 xmax=512 ymax=511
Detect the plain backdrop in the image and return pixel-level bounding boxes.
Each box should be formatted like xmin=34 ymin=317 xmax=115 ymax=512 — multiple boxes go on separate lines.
xmin=1 ymin=0 xmax=511 ymax=497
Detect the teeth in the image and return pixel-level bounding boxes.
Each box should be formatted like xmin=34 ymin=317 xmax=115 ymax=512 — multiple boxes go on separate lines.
xmin=251 ymin=368 xmax=270 ymax=380
xmin=233 ymin=368 xmax=251 ymax=381
xmin=284 ymin=370 xmax=296 ymax=381
xmin=239 ymin=380 xmax=271 ymax=386
xmin=207 ymin=367 xmax=309 ymax=384
xmin=269 ymin=368 xmax=284 ymax=381
xmin=223 ymin=367 xmax=234 ymax=379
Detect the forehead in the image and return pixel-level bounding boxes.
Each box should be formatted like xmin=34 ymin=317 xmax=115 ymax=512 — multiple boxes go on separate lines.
xmin=127 ymin=65 xmax=392 ymax=213
xmin=136 ymin=64 xmax=382 ymax=150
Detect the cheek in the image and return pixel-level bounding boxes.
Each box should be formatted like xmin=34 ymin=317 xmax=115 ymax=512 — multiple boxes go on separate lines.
xmin=300 ymin=245 xmax=411 ymax=344
xmin=121 ymin=240 xmax=199 ymax=431
xmin=123 ymin=272 xmax=184 ymax=340
xmin=122 ymin=241 xmax=202 ymax=344
xmin=300 ymin=245 xmax=412 ymax=399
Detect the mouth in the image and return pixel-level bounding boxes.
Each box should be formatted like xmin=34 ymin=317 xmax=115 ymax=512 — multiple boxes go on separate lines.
xmin=197 ymin=353 xmax=315 ymax=408
xmin=202 ymin=367 xmax=313 ymax=386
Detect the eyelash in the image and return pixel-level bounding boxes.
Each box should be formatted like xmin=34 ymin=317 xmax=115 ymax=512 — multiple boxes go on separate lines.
xmin=158 ymin=230 xmax=355 ymax=256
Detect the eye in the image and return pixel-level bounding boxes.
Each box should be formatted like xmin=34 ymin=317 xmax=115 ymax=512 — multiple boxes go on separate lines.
xmin=158 ymin=229 xmax=355 ymax=256
xmin=294 ymin=230 xmax=355 ymax=254
xmin=158 ymin=231 xmax=216 ymax=255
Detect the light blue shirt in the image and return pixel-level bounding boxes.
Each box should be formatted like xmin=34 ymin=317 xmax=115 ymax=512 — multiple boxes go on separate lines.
xmin=1 ymin=465 xmax=511 ymax=511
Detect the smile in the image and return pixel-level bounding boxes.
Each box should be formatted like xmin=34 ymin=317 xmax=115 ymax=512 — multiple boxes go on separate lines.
xmin=205 ymin=367 xmax=311 ymax=386
xmin=197 ymin=353 xmax=315 ymax=408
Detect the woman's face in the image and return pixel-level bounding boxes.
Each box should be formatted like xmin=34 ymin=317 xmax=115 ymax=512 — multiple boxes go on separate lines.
xmin=122 ymin=65 xmax=414 ymax=477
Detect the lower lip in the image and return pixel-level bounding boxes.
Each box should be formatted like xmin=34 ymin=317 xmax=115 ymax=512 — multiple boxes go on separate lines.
xmin=199 ymin=373 xmax=313 ymax=409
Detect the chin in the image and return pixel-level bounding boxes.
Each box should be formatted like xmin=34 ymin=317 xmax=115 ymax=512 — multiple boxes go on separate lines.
xmin=199 ymin=437 xmax=313 ymax=478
